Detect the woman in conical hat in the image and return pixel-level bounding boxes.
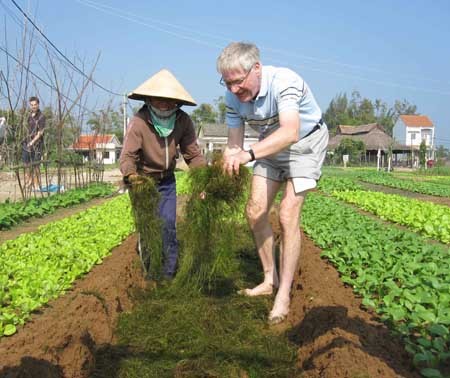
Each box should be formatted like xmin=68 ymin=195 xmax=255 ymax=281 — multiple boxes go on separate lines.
xmin=120 ymin=69 xmax=206 ymax=280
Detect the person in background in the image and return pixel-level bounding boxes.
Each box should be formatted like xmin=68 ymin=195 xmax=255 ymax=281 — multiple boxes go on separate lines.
xmin=217 ymin=42 xmax=329 ymax=324
xmin=0 ymin=116 xmax=6 ymax=144
xmin=23 ymin=96 xmax=46 ymax=189
xmin=120 ymin=69 xmax=206 ymax=280
xmin=0 ymin=116 xmax=7 ymax=166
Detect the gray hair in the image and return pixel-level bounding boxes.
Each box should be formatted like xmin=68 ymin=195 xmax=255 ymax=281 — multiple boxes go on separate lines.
xmin=216 ymin=42 xmax=260 ymax=73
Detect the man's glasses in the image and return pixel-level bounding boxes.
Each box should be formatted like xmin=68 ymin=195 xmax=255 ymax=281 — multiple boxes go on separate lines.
xmin=220 ymin=65 xmax=254 ymax=89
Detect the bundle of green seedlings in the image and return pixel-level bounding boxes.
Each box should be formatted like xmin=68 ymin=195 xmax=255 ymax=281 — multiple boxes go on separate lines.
xmin=174 ymin=155 xmax=251 ymax=293
xmin=128 ymin=176 xmax=163 ymax=280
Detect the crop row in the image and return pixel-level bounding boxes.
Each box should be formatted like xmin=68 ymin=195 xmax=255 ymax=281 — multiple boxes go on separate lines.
xmin=302 ymin=193 xmax=450 ymax=377
xmin=334 ymin=190 xmax=450 ymax=244
xmin=394 ymin=173 xmax=450 ymax=186
xmin=318 ymin=176 xmax=450 ymax=244
xmin=356 ymin=171 xmax=450 ymax=197
xmin=0 ymin=194 xmax=134 ymax=337
xmin=0 ymin=183 xmax=115 ymax=230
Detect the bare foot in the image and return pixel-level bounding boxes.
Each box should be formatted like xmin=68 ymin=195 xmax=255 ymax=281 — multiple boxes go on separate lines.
xmin=268 ymin=295 xmax=290 ymax=325
xmin=238 ymin=282 xmax=277 ymax=297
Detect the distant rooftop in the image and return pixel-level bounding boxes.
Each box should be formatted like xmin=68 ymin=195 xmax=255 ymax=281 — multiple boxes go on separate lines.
xmin=399 ymin=115 xmax=433 ymax=127
xmin=199 ymin=123 xmax=259 ymax=138
xmin=69 ymin=134 xmax=121 ymax=150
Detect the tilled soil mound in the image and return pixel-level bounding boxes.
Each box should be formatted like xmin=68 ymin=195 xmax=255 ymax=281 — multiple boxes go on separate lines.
xmin=288 ymin=232 xmax=419 ymax=378
xmin=0 ymin=235 xmax=146 ymax=378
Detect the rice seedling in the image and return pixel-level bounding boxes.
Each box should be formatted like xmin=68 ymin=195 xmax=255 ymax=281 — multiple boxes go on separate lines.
xmin=128 ymin=176 xmax=163 ymax=280
xmin=173 ymin=156 xmax=250 ymax=292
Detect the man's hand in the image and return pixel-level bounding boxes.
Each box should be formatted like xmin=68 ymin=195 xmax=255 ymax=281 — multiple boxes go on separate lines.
xmin=223 ymin=146 xmax=242 ymax=158
xmin=223 ymin=150 xmax=251 ymax=176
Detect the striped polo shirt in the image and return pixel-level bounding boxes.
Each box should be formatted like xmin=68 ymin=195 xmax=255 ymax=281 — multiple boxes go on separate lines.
xmin=225 ymin=65 xmax=322 ymax=140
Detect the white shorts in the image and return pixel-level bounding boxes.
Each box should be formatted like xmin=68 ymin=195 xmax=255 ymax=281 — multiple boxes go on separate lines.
xmin=253 ymin=123 xmax=328 ymax=193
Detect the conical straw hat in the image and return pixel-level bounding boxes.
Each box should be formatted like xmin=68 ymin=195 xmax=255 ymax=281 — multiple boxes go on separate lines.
xmin=128 ymin=69 xmax=196 ymax=106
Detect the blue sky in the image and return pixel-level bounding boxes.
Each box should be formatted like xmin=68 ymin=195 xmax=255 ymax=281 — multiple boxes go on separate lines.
xmin=2 ymin=0 xmax=450 ymax=147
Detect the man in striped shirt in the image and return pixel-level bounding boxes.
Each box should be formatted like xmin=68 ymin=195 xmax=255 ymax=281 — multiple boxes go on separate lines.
xmin=217 ymin=42 xmax=329 ymax=325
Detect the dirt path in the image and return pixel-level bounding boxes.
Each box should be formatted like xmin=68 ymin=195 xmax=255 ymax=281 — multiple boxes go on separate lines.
xmin=0 ymin=199 xmax=421 ymax=378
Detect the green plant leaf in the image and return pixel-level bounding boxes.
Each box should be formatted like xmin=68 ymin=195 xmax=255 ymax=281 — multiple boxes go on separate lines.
xmin=428 ymin=324 xmax=449 ymax=337
xmin=420 ymin=368 xmax=443 ymax=378
xmin=4 ymin=324 xmax=16 ymax=336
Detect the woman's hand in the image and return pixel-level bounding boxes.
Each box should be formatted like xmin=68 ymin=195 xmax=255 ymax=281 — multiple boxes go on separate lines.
xmin=126 ymin=174 xmax=146 ymax=186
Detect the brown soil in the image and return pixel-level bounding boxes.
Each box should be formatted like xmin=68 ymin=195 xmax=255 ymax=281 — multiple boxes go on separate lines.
xmin=287 ymin=231 xmax=419 ymax=378
xmin=0 ymin=233 xmax=146 ymax=378
xmin=0 ymin=200 xmax=421 ymax=378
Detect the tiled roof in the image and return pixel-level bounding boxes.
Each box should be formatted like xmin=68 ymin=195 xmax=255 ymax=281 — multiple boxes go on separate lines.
xmin=399 ymin=115 xmax=434 ymax=127
xmin=70 ymin=134 xmax=118 ymax=150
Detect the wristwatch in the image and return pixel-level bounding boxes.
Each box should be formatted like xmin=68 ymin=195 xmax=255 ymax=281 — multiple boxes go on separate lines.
xmin=247 ymin=148 xmax=256 ymax=162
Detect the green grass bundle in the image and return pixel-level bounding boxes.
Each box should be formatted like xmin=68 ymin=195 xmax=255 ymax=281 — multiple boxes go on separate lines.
xmin=93 ymin=167 xmax=300 ymax=377
xmin=128 ymin=176 xmax=163 ymax=280
xmin=108 ymin=289 xmax=297 ymax=378
xmin=174 ymin=157 xmax=250 ymax=292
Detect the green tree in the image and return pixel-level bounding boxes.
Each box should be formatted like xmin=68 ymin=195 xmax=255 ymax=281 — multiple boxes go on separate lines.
xmin=436 ymin=145 xmax=449 ymax=159
xmin=394 ymin=99 xmax=417 ymax=121
xmin=419 ymin=139 xmax=427 ymax=168
xmin=324 ymin=91 xmax=377 ymax=132
xmin=323 ymin=92 xmax=417 ymax=136
xmin=435 ymin=145 xmax=449 ymax=167
xmin=214 ymin=96 xmax=226 ymax=124
xmin=87 ymin=108 xmax=124 ymax=141
xmin=374 ymin=99 xmax=396 ymax=135
xmin=191 ymin=103 xmax=217 ymax=134
xmin=323 ymin=93 xmax=351 ymax=133
xmin=335 ymin=138 xmax=366 ymax=165
xmin=357 ymin=98 xmax=376 ymax=125
xmin=386 ymin=99 xmax=418 ymax=136
xmin=347 ymin=91 xmax=362 ymax=120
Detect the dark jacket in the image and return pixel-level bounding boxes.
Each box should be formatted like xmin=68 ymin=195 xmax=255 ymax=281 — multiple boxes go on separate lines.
xmin=27 ymin=110 xmax=46 ymax=150
xmin=120 ymin=105 xmax=206 ymax=179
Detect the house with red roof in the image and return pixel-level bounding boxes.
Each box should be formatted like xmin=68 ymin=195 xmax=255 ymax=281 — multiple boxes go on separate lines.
xmin=393 ymin=115 xmax=434 ymax=150
xmin=68 ymin=134 xmax=122 ymax=164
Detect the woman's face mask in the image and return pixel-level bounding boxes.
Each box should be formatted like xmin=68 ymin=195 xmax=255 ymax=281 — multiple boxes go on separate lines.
xmin=146 ymin=98 xmax=180 ymax=137
xmin=149 ymin=104 xmax=178 ymax=119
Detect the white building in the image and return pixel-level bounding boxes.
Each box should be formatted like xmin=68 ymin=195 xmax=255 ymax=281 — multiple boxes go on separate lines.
xmin=197 ymin=123 xmax=259 ymax=167
xmin=68 ymin=134 xmax=122 ymax=164
xmin=393 ymin=115 xmax=435 ymax=149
